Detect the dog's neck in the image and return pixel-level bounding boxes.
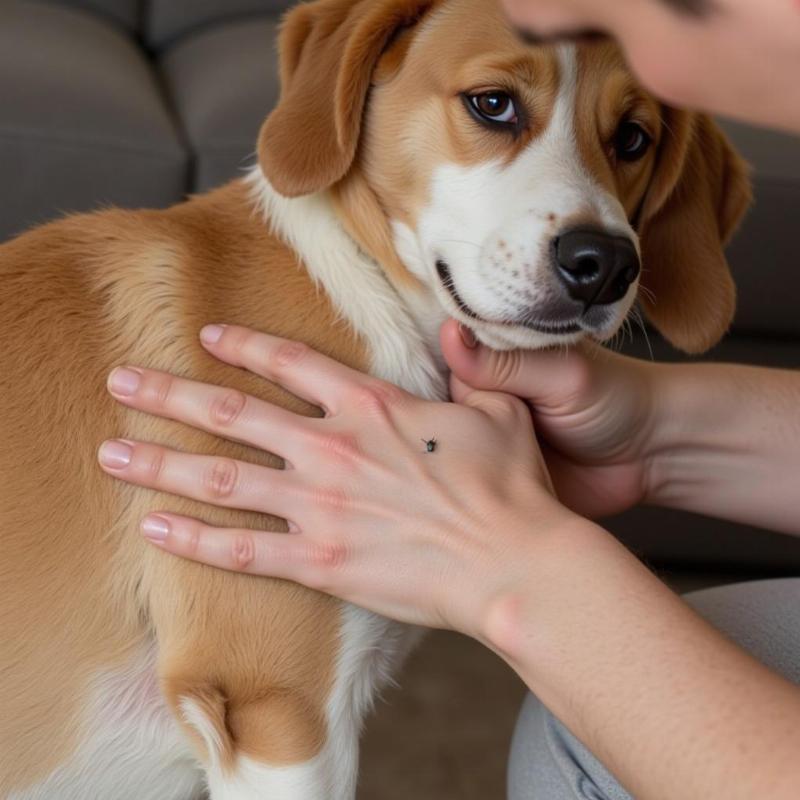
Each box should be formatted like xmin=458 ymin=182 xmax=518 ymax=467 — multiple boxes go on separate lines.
xmin=246 ymin=167 xmax=448 ymax=400
xmin=329 ymin=172 xmax=451 ymax=374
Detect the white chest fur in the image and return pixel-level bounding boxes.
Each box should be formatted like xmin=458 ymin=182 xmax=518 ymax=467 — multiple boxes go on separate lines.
xmin=247 ymin=169 xmax=449 ymax=403
xmin=10 ymin=644 xmax=202 ymax=800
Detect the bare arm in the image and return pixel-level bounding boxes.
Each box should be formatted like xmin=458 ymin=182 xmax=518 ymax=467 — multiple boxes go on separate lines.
xmin=486 ymin=519 xmax=800 ymax=800
xmin=648 ymin=362 xmax=800 ymax=534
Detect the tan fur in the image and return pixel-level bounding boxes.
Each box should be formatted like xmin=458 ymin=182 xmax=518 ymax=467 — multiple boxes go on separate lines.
xmin=638 ymin=112 xmax=752 ymax=352
xmin=572 ymin=42 xmax=751 ymax=352
xmin=358 ymin=0 xmax=562 ymax=231
xmin=0 ymin=181 xmax=354 ymax=788
xmin=1 ymin=0 xmax=751 ymax=792
xmin=258 ymin=0 xmax=440 ymax=197
xmin=575 ymin=43 xmax=662 ymax=204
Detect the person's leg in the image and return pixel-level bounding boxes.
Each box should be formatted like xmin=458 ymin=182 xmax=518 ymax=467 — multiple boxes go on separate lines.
xmin=507 ymin=578 xmax=800 ymax=799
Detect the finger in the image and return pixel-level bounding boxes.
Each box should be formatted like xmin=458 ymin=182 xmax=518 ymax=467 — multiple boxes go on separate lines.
xmin=97 ymin=439 xmax=301 ymax=520
xmin=440 ymin=319 xmax=603 ymax=409
xmin=140 ymin=512 xmax=347 ymax=586
xmin=107 ymin=366 xmax=308 ymax=461
xmin=199 ymin=324 xmax=372 ymax=415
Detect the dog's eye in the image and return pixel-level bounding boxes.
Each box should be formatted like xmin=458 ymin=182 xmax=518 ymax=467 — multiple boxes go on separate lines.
xmin=468 ymin=92 xmax=518 ymax=125
xmin=614 ymin=121 xmax=652 ymax=162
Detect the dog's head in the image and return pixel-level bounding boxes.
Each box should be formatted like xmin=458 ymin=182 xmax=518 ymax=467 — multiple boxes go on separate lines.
xmin=258 ymin=0 xmax=751 ymax=353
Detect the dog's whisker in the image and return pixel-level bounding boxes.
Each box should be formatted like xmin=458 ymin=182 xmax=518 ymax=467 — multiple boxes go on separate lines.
xmin=638 ymin=283 xmax=657 ymax=306
xmin=623 ymin=317 xmax=634 ymax=346
xmin=631 ymin=307 xmax=655 ymax=361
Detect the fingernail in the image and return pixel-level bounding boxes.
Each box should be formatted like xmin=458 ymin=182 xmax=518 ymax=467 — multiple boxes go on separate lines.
xmin=459 ymin=324 xmax=478 ymax=349
xmin=108 ymin=367 xmax=141 ymax=396
xmin=141 ymin=514 xmax=170 ymax=542
xmin=98 ymin=439 xmax=133 ymax=469
xmin=200 ymin=324 xmax=225 ymax=345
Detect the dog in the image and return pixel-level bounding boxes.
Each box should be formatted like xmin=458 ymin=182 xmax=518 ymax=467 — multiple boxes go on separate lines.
xmin=0 ymin=0 xmax=751 ymax=797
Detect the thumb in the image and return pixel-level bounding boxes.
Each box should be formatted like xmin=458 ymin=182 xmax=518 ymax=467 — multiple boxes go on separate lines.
xmin=440 ymin=319 xmax=596 ymax=408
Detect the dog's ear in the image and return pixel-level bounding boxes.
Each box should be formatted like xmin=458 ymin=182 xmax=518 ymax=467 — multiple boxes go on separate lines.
xmin=637 ymin=112 xmax=752 ymax=353
xmin=258 ymin=0 xmax=433 ymax=197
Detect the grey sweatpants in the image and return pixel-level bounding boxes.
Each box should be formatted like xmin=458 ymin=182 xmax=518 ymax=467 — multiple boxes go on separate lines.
xmin=507 ymin=579 xmax=800 ymax=799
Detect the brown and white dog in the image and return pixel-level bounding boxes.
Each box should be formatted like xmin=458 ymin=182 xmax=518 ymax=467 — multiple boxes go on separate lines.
xmin=0 ymin=0 xmax=751 ymax=797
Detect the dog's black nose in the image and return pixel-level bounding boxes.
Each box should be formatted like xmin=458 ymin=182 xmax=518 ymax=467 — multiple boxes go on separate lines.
xmin=554 ymin=228 xmax=640 ymax=307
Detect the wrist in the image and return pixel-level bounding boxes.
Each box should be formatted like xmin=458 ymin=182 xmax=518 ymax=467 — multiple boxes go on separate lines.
xmin=478 ymin=514 xmax=614 ymax=661
xmin=642 ymin=361 xmax=759 ymax=510
xmin=641 ymin=362 xmax=800 ymax=532
xmin=639 ymin=360 xmax=717 ymax=508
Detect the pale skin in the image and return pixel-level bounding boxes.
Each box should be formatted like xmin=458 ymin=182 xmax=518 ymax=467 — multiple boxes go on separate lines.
xmin=502 ymin=0 xmax=800 ymax=134
xmin=95 ymin=1 xmax=800 ymax=797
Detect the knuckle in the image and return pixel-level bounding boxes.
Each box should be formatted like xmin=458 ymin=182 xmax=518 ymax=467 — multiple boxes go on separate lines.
xmin=209 ymin=389 xmax=247 ymax=428
xmin=352 ymin=381 xmax=403 ymax=417
xmin=203 ymin=458 xmax=239 ymax=500
xmin=315 ymin=431 xmax=362 ymax=462
xmin=271 ymin=339 xmax=310 ymax=370
xmin=185 ymin=524 xmax=201 ymax=558
xmin=313 ymin=485 xmax=350 ymax=514
xmin=148 ymin=374 xmax=175 ymax=410
xmin=142 ymin=447 xmax=166 ymax=481
xmin=225 ymin=327 xmax=251 ymax=358
xmin=308 ymin=541 xmax=348 ymax=571
xmin=492 ymin=350 xmax=525 ymax=389
xmin=231 ymin=533 xmax=256 ymax=570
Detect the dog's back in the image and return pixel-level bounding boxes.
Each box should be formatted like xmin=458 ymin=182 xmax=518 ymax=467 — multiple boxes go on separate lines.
xmin=0 ymin=179 xmax=397 ymax=798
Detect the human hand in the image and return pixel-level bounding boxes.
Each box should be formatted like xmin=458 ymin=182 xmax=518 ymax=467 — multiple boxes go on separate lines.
xmin=98 ymin=324 xmax=589 ymax=641
xmin=442 ymin=321 xmax=659 ymax=519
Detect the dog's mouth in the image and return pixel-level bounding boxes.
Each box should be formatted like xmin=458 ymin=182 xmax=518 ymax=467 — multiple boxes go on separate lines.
xmin=435 ymin=259 xmax=582 ymax=336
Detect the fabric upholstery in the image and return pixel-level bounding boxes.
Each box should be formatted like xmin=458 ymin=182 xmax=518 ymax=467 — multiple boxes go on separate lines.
xmin=160 ymin=19 xmax=281 ymax=191
xmin=719 ymin=120 xmax=800 ymax=338
xmin=0 ymin=0 xmax=186 ymax=241
xmin=145 ymin=0 xmax=292 ymax=51
xmin=38 ymin=0 xmax=140 ymax=32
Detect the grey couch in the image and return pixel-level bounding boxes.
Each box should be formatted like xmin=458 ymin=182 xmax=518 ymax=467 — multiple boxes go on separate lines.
xmin=3 ymin=0 xmax=800 ymax=574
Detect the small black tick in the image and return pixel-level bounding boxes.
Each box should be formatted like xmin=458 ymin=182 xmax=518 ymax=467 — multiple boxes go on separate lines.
xmin=421 ymin=437 xmax=437 ymax=453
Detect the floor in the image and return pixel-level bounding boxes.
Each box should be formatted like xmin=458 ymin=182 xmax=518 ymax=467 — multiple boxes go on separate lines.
xmin=359 ymin=628 xmax=526 ymax=800
xmin=356 ymin=570 xmax=753 ymax=799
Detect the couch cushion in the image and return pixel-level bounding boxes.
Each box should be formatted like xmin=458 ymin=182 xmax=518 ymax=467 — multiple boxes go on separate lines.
xmin=38 ymin=0 xmax=140 ymax=33
xmin=718 ymin=120 xmax=800 ymax=338
xmin=146 ymin=0 xmax=292 ymax=51
xmin=160 ymin=18 xmax=280 ymax=192
xmin=0 ymin=1 xmax=187 ymax=242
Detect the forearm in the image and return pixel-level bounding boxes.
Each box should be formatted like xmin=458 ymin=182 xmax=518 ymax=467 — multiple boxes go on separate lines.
xmin=484 ymin=521 xmax=800 ymax=800
xmin=645 ymin=362 xmax=800 ymax=534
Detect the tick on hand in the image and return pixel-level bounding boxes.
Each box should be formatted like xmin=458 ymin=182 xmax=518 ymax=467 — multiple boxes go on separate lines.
xmin=421 ymin=437 xmax=437 ymax=453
